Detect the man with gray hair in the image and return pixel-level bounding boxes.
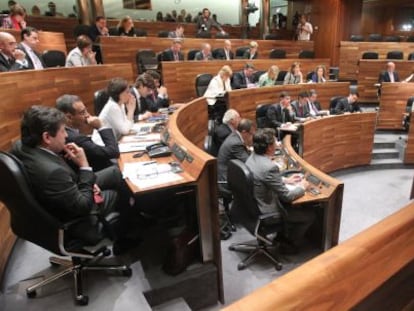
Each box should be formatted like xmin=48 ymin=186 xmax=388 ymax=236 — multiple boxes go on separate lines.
xmin=215 ymin=108 xmax=241 ymax=148
xmin=194 ymin=42 xmax=213 ymax=61
xmin=56 ymin=94 xmax=119 ymax=172
xmin=0 ymin=31 xmax=28 ymax=71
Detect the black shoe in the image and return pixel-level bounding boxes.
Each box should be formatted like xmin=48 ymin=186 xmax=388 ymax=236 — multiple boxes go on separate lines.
xmin=112 ymin=237 xmax=141 ymax=256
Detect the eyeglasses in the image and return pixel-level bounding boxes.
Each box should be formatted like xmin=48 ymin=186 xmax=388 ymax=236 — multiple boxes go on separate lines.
xmin=76 ymin=108 xmax=88 ymax=116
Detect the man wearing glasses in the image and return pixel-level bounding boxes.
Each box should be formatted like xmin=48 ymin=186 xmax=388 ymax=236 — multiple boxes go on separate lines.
xmin=0 ymin=31 xmax=28 ymax=71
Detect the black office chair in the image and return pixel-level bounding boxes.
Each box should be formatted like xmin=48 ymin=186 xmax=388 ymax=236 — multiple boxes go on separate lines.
xmin=269 ymin=49 xmax=286 ymax=59
xmin=251 ymin=70 xmax=266 ymax=84
xmin=350 ymin=34 xmax=364 ymax=42
xmin=0 ymin=151 xmax=131 ymax=305
xmin=187 ymin=49 xmax=200 ymax=61
xmin=227 ymin=159 xmax=283 ymax=271
xmin=386 ymin=50 xmax=403 ymax=60
xmin=275 ymin=70 xmax=287 ymax=85
xmin=94 ymin=88 xmax=109 ymax=115
xmin=408 ymin=53 xmax=414 ymax=61
xmin=195 ymin=73 xmax=213 ymax=97
xmin=306 ymin=71 xmax=315 ymax=81
xmin=329 ymin=67 xmax=339 ymax=81
xmin=212 ymin=48 xmax=222 ymax=59
xmin=407 ymin=36 xmax=414 ymax=42
xmin=298 ymin=50 xmax=315 ymax=59
xmin=329 ymin=96 xmax=344 ymax=114
xmin=264 ymin=33 xmax=281 ymax=40
xmin=134 ymin=28 xmax=147 ymax=37
xmin=235 ymin=46 xmax=249 ymax=59
xmin=256 ymin=103 xmax=271 ymax=128
xmin=108 ymin=27 xmax=119 ymax=36
xmin=384 ymin=35 xmax=401 ymax=42
xmin=196 ymin=31 xmax=212 ymax=38
xmin=73 ymin=24 xmax=91 ymax=38
xmin=215 ymin=32 xmax=229 ymax=39
xmin=361 ymin=51 xmax=379 ymax=59
xmin=136 ymin=49 xmax=158 ymax=73
xmin=158 ymin=30 xmax=169 ymax=37
xmin=368 ymin=33 xmax=383 ymax=42
xmin=42 ymin=50 xmax=66 ymax=67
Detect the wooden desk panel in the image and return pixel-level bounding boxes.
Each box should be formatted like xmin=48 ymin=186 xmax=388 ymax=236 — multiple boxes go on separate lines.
xmin=226 ymin=81 xmax=349 ymax=122
xmin=162 ymin=58 xmax=329 ymax=104
xmin=302 ymin=113 xmax=377 ymax=173
xmin=405 ymin=113 xmax=414 ymax=164
xmin=1 ymin=29 xmax=67 ymax=55
xmin=224 ymin=202 xmax=414 ymax=311
xmin=339 ymin=41 xmax=414 ymax=81
xmin=357 ymin=60 xmax=414 ymax=103
xmin=378 ymin=82 xmax=412 ymax=130
xmin=99 ymin=36 xmax=314 ymax=76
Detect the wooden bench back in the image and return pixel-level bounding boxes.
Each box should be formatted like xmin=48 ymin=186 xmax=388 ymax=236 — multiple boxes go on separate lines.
xmin=162 ymin=58 xmax=329 ymax=103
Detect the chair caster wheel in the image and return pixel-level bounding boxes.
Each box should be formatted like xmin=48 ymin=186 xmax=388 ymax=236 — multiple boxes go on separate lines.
xmin=103 ymin=248 xmax=111 ymax=257
xmin=75 ymin=295 xmax=89 ymax=306
xmin=230 ymin=225 xmax=237 ymax=232
xmin=228 ymin=245 xmax=235 ymax=251
xmin=275 ymin=263 xmax=283 ymax=271
xmin=27 ymin=290 xmax=37 ymax=298
xmin=122 ymin=268 xmax=133 ymax=277
xmin=237 ymin=262 xmax=246 ymax=270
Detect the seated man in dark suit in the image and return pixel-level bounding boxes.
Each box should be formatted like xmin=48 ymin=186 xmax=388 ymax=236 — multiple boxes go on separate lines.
xmin=16 ymin=27 xmax=45 ymax=70
xmin=194 ymin=43 xmax=213 ymax=61
xmin=291 ymin=91 xmax=311 ymax=122
xmin=246 ymin=128 xmax=315 ymax=252
xmin=214 ymin=109 xmax=241 ymax=150
xmin=56 ymin=94 xmax=120 ymax=172
xmin=12 ymin=106 xmax=138 ymax=254
xmin=146 ymin=70 xmax=170 ymax=109
xmin=0 ymin=31 xmax=28 ymax=72
xmin=378 ymin=61 xmax=400 ymax=83
xmin=231 ymin=63 xmax=256 ymax=89
xmin=332 ymin=91 xmax=361 ymax=115
xmin=130 ymin=73 xmax=158 ymax=121
xmin=214 ymin=40 xmax=234 ymax=60
xmin=217 ymin=118 xmax=255 ymax=188
xmin=307 ymin=89 xmax=325 ymax=117
xmin=266 ymin=91 xmax=296 ymax=129
xmin=161 ymin=39 xmax=184 ymax=61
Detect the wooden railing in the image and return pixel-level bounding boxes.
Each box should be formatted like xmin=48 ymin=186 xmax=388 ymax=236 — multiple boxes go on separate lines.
xmin=223 ymin=201 xmax=414 ymax=311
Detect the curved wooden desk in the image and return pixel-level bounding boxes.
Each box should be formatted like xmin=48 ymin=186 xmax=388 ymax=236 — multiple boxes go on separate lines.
xmin=224 ymin=201 xmax=414 ymax=311
xmin=162 ymin=59 xmax=330 ymax=103
xmin=0 ymin=64 xmax=133 ymax=282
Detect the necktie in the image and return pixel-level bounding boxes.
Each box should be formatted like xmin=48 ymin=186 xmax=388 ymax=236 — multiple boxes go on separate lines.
xmin=223 ymin=79 xmax=226 ymax=91
xmin=225 ymin=49 xmax=229 ymax=60
xmin=174 ymin=52 xmax=178 ymax=61
xmin=27 ymin=48 xmax=43 ymax=69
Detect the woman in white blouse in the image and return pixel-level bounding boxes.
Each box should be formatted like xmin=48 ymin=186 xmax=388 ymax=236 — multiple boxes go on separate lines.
xmin=204 ymin=65 xmax=233 ymax=106
xmin=98 ymin=77 xmax=136 ymax=140
xmin=65 ymin=35 xmax=97 ymax=67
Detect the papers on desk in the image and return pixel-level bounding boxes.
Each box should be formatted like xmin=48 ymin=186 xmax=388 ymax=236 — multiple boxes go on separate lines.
xmin=122 ymin=161 xmax=183 ymax=189
xmin=118 ymin=133 xmax=161 ymax=153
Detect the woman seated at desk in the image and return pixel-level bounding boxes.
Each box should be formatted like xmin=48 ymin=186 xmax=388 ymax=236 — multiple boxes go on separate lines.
xmin=97 ymin=77 xmax=136 ymax=140
xmin=117 ymin=16 xmax=136 ymax=37
xmin=309 ymin=65 xmax=327 ymax=83
xmin=258 ymin=65 xmax=279 ymax=87
xmin=283 ymin=62 xmax=304 ymax=85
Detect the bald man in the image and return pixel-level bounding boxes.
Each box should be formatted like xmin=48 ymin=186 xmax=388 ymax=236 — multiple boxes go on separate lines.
xmin=0 ymin=32 xmax=28 ymax=72
xmin=195 ymin=43 xmax=213 ymax=61
xmin=378 ymin=61 xmax=400 ymax=83
xmin=214 ymin=40 xmax=234 ymax=60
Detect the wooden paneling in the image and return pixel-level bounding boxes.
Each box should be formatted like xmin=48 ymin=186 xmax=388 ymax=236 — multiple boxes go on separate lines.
xmin=162 ymin=58 xmax=329 ymax=103
xmin=2 ymin=29 xmax=67 ymax=55
xmin=106 ymin=19 xmax=260 ymax=39
xmin=224 ymin=201 xmax=414 ymax=311
xmin=302 ymin=113 xmax=377 ymax=172
xmin=357 ymin=60 xmax=414 ymax=103
xmin=227 ymin=82 xmax=350 ymax=122
xmin=378 ymin=82 xmax=412 ymax=129
xmin=339 ymin=41 xmax=414 ymax=81
xmin=0 ymin=63 xmax=133 ymax=283
xmin=99 ymin=36 xmax=314 ymax=76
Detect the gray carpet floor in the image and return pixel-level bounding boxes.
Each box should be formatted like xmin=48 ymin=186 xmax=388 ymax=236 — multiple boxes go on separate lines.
xmin=0 ymin=167 xmax=413 ymax=311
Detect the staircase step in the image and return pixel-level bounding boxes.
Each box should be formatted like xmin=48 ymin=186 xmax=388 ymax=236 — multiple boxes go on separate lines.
xmin=370 ymin=158 xmax=404 ymax=168
xmin=373 ymin=142 xmax=395 ymax=149
xmin=152 ymin=297 xmax=192 ymax=311
xmin=371 ymin=148 xmax=400 ymax=159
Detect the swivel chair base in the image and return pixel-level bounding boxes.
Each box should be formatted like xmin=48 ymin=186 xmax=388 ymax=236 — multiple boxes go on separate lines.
xmin=229 ymin=239 xmax=283 ymax=271
xmin=26 ymin=254 xmax=131 ymax=306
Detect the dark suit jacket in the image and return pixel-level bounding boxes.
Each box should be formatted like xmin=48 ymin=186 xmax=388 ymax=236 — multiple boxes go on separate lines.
xmin=291 ymin=101 xmax=310 ymax=121
xmin=12 ymin=141 xmax=96 ymax=223
xmin=66 ymin=127 xmax=119 ymax=172
xmin=243 ymin=50 xmax=258 ymax=60
xmin=266 ymin=104 xmax=295 ymax=128
xmin=130 ymin=87 xmax=159 ymax=121
xmin=214 ymin=48 xmax=234 ymax=60
xmin=231 ymin=70 xmax=251 ymax=89
xmin=161 ymin=49 xmax=184 ymax=61
xmin=217 ymin=132 xmax=250 ymax=182
xmin=194 ymin=51 xmax=213 ymax=61
xmin=214 ymin=123 xmax=232 ymax=148
xmin=0 ymin=53 xmax=27 ymax=72
xmin=333 ymin=97 xmax=361 ymax=115
xmin=378 ymin=71 xmax=400 ymax=83
xmin=16 ymin=43 xmax=46 ymax=69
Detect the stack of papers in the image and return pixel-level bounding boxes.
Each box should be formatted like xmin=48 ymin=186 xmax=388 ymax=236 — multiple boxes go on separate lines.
xmin=118 ymin=133 xmax=161 ymax=153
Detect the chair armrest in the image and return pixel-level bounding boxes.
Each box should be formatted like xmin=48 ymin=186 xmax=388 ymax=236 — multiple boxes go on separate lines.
xmin=259 ymin=212 xmax=283 ymax=222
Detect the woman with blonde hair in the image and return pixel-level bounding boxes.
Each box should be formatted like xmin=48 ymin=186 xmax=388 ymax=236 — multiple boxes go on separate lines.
xmin=117 ymin=16 xmax=135 ymax=37
xmin=204 ymin=65 xmax=233 ymax=106
xmin=258 ymin=65 xmax=280 ymax=87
